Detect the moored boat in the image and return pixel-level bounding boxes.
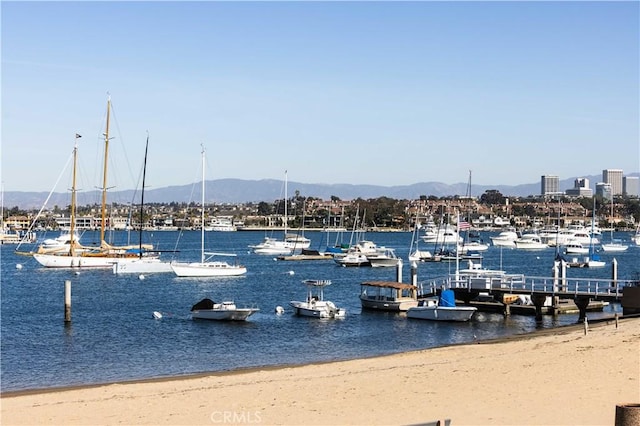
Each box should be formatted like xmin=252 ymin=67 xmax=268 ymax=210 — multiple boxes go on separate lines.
xmin=407 ymin=289 xmax=477 ymax=322
xmin=290 ymin=279 xmax=345 ymax=319
xmin=359 ymin=281 xmax=418 ymax=311
xmin=190 ymin=298 xmax=259 ymax=321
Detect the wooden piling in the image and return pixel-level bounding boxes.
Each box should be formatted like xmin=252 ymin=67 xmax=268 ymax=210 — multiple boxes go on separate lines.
xmin=396 ymin=258 xmax=403 ymax=283
xmin=615 ymin=403 xmax=640 ymax=426
xmin=410 ymin=261 xmax=417 ymax=286
xmin=64 ymin=280 xmax=71 ymax=323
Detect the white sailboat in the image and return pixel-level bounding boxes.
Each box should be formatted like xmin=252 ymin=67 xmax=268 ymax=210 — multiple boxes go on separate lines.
xmin=586 ymin=196 xmax=605 ymax=268
xmin=601 ymin=199 xmax=628 ymax=252
xmin=409 ymin=217 xmax=433 ymax=262
xmin=113 ymin=135 xmax=172 ymax=274
xmin=249 ymin=171 xmax=310 ymax=255
xmin=171 ymin=146 xmax=247 ymax=277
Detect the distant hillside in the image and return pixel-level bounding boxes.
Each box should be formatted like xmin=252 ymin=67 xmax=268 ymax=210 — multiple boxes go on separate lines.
xmin=3 ymin=174 xmax=636 ymax=210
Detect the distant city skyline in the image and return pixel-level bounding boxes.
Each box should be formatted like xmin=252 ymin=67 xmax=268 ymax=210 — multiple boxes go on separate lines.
xmin=2 ymin=1 xmax=639 ymax=192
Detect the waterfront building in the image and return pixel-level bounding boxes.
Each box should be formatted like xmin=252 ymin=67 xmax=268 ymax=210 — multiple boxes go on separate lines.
xmin=541 ymin=175 xmax=559 ymax=196
xmin=623 ymin=176 xmax=639 ymax=197
xmin=603 ymin=169 xmax=623 ymax=196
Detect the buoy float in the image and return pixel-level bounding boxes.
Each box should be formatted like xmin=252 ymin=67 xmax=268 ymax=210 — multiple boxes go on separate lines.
xmin=275 ymin=306 xmax=285 ymax=315
xmin=152 ymin=311 xmax=163 ymax=319
xmin=139 ymin=274 xmax=145 ymax=280
xmin=15 ymin=264 xmax=23 ymax=270
xmin=288 ymin=270 xmax=295 ymax=276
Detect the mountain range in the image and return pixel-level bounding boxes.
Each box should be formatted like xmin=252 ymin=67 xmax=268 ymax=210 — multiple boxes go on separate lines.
xmin=5 ymin=174 xmax=633 ymax=210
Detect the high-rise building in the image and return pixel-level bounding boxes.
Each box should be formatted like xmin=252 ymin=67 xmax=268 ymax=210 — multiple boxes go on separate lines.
xmin=602 ymin=169 xmax=623 ymax=196
xmin=565 ymin=178 xmax=592 ymax=197
xmin=623 ymin=176 xmax=639 ymax=197
xmin=541 ymin=175 xmax=559 ymax=196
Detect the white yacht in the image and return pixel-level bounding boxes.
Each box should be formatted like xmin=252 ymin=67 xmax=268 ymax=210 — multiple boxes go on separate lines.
xmin=514 ymin=234 xmax=548 ymax=250
xmin=490 ymin=227 xmax=519 ymax=248
xmin=367 ymin=247 xmax=400 ymax=268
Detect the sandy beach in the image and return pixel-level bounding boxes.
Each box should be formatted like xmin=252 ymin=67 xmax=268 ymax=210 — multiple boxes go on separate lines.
xmin=2 ymin=317 xmax=638 ymax=426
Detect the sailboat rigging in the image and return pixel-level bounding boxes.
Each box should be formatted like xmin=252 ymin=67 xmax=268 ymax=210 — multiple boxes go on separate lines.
xmin=33 ymin=97 xmax=156 ymax=268
xmin=112 ymin=134 xmax=172 ymax=274
xmin=249 ymin=171 xmax=310 ymax=255
xmin=601 ymin=198 xmax=628 ymax=252
xmin=170 ymin=145 xmax=247 ymax=277
xmin=586 ymin=196 xmax=605 ymax=267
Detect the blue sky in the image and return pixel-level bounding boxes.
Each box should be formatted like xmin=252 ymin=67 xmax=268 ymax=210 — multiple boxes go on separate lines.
xmin=2 ymin=1 xmax=639 ymax=194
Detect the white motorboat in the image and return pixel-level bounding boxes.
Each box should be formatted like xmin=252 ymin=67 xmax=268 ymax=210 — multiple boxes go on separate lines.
xmin=601 ymin=241 xmax=629 ymax=252
xmin=457 ymin=240 xmax=490 ymax=253
xmin=250 ymin=233 xmax=311 ymax=255
xmin=367 ymin=247 xmax=400 ymax=268
xmin=421 ymin=224 xmax=462 ymax=245
xmin=37 ymin=230 xmax=82 ymax=254
xmin=514 ymin=234 xmax=548 ymax=250
xmin=191 ymin=298 xmax=259 ymax=321
xmin=250 ymin=171 xmax=310 ymax=255
xmin=359 ymin=281 xmax=418 ymax=311
xmin=333 ymin=240 xmax=379 ymax=267
xmin=208 ymin=217 xmax=237 ymax=232
xmin=490 ymin=228 xmax=519 ymax=247
xmin=407 ymin=290 xmax=477 ymax=322
xmin=171 ymin=147 xmax=247 ymax=277
xmin=564 ymin=241 xmax=589 ymax=255
xmin=290 ymin=279 xmax=346 ymax=319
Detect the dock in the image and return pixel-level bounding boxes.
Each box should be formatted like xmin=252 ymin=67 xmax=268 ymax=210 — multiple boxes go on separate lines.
xmin=468 ymin=296 xmax=607 ymax=315
xmin=416 ymin=262 xmax=638 ymax=322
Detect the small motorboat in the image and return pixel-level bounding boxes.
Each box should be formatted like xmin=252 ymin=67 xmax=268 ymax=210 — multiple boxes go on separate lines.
xmin=190 ymin=298 xmax=259 ymax=321
xmin=290 ymin=279 xmax=346 ymax=319
xmin=407 ymin=289 xmax=477 ymax=322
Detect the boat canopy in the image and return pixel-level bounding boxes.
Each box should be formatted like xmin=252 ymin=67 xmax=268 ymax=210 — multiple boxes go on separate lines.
xmin=360 ymin=281 xmax=416 ymax=290
xmin=191 ymin=298 xmax=216 ymax=311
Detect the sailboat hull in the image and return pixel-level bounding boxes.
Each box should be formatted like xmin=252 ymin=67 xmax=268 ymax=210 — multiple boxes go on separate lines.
xmin=33 ymin=253 xmax=141 ymax=269
xmin=171 ymin=262 xmax=247 ymax=277
xmin=112 ymin=258 xmax=173 ymax=274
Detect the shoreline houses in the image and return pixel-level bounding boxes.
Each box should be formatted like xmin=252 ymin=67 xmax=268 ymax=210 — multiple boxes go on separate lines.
xmin=2 ymin=194 xmax=638 ymax=235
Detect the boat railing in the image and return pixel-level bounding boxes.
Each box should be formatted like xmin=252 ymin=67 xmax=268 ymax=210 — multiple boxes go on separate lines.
xmin=418 ymin=274 xmax=636 ymax=300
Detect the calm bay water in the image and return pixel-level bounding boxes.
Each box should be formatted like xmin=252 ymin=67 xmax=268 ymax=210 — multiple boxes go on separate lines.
xmin=1 ymin=230 xmax=638 ymax=392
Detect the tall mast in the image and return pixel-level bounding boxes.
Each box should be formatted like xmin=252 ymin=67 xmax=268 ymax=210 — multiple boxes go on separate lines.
xmin=200 ymin=144 xmax=205 ymax=264
xmin=100 ymin=96 xmax=111 ymax=245
xmin=69 ymin=133 xmax=81 ymax=256
xmin=284 ymin=170 xmax=288 ymax=237
xmin=139 ymin=134 xmax=149 ymax=258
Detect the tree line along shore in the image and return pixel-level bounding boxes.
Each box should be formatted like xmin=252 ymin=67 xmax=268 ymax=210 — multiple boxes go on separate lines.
xmin=3 ymin=190 xmax=639 ymax=233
